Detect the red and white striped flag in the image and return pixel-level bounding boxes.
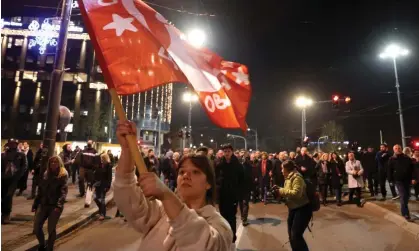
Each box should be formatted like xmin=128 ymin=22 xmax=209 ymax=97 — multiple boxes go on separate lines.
xmin=78 ymin=0 xmax=251 ymax=131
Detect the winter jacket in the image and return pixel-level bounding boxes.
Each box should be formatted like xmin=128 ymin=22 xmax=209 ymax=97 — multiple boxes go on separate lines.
xmin=345 ymin=160 xmax=364 ymax=188
xmin=279 ymin=171 xmax=309 ymax=210
xmin=315 ymin=161 xmax=331 ymax=185
xmin=94 ymin=162 xmax=113 ymax=189
xmin=388 ymin=154 xmax=413 ymax=183
xmin=59 ymin=150 xmax=72 ymax=171
xmin=257 ymin=159 xmax=273 ymax=187
xmin=361 ymin=151 xmax=377 ymax=175
xmin=329 ymin=160 xmax=344 ymax=189
xmin=272 ymin=159 xmax=285 ymax=187
xmin=376 ymin=151 xmax=390 ymax=172
xmin=113 ymin=171 xmax=233 ymax=251
xmin=215 ymin=155 xmax=244 ymax=202
xmin=33 ymin=168 xmax=68 ymax=210
xmin=295 ymin=154 xmax=316 ymax=183
xmin=144 ymin=156 xmax=160 ymax=175
xmin=241 ymin=158 xmax=253 ymax=197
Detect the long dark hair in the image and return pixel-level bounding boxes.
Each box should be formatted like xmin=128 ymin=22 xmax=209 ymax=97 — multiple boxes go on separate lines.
xmin=177 ymin=153 xmax=216 ymax=206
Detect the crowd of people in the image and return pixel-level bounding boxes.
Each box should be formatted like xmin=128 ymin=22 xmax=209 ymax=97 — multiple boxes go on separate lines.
xmin=1 ymin=139 xmax=114 ymax=251
xmin=2 ymin=128 xmax=419 ymax=251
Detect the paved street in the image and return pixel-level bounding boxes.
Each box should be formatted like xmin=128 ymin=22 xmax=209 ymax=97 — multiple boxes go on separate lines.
xmin=55 ymin=203 xmax=419 ymax=251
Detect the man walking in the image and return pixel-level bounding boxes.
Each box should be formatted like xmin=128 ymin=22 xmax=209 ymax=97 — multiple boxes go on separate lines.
xmin=216 ymin=144 xmax=243 ymax=244
xmin=388 ymin=144 xmax=415 ymax=221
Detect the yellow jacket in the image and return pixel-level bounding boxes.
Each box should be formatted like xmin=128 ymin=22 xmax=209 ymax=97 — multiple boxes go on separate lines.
xmin=279 ymin=171 xmax=309 ymax=210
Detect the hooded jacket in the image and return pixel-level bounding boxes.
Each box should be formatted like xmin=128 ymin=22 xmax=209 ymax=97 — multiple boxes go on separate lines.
xmin=113 ymin=171 xmax=233 ymax=251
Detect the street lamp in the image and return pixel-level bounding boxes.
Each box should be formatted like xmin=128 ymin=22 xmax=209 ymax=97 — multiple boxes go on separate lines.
xmin=182 ymin=91 xmax=199 ymax=148
xmin=227 ymin=133 xmax=247 ymax=150
xmin=379 ymin=44 xmax=409 ymax=148
xmin=247 ymin=127 xmax=258 ymax=151
xmin=295 ymin=96 xmax=313 ymax=144
xmin=187 ymin=29 xmax=206 ymax=48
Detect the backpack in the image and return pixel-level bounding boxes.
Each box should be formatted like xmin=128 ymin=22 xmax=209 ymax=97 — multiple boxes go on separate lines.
xmin=304 ymin=178 xmax=320 ymax=212
xmin=81 ymin=152 xmax=100 ymax=169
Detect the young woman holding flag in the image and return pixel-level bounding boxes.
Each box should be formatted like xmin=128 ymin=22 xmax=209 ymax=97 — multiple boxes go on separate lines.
xmin=113 ymin=121 xmax=233 ymax=251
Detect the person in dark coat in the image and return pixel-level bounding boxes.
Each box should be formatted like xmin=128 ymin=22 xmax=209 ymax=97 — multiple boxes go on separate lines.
xmin=28 ymin=144 xmax=43 ymax=200
xmin=17 ymin=141 xmax=34 ymax=196
xmin=387 ymin=144 xmax=415 ymax=221
xmin=59 ymin=144 xmax=73 ymax=179
xmin=376 ymin=144 xmax=398 ymax=200
xmin=215 ymin=144 xmax=243 ymax=243
xmin=1 ymin=139 xmax=28 ymax=224
xmin=144 ymin=149 xmax=160 ymax=175
xmin=239 ymin=152 xmax=253 ymax=226
xmin=361 ymin=146 xmax=378 ymax=197
xmin=32 ymin=156 xmax=68 ymax=251
xmin=272 ymin=151 xmax=286 ymax=188
xmin=161 ymin=151 xmax=177 ymax=191
xmin=329 ymin=152 xmax=345 ymax=206
xmin=316 ymin=153 xmax=331 ymax=206
xmin=250 ymin=153 xmax=260 ymax=203
xmin=295 ymin=147 xmax=317 ymax=186
xmin=258 ymin=152 xmax=273 ymax=204
xmin=93 ymin=153 xmax=113 ymax=220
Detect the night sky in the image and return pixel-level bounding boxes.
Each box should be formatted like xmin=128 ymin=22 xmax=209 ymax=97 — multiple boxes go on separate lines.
xmin=3 ymin=0 xmax=419 ymax=150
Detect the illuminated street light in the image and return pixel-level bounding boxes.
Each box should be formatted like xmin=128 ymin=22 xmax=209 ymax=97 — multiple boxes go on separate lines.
xmin=295 ymin=96 xmax=314 ymax=144
xmin=379 ymin=44 xmax=409 ymax=59
xmin=182 ymin=92 xmax=199 ymax=102
xmin=379 ymin=44 xmax=409 ymax=148
xmin=187 ymin=29 xmax=206 ymax=48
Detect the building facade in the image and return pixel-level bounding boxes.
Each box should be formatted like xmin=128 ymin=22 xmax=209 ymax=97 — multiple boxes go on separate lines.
xmin=1 ymin=15 xmax=173 ymax=150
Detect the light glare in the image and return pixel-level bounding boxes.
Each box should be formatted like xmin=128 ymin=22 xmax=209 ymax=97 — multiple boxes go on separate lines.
xmin=187 ymin=29 xmax=206 ymax=48
xmin=379 ymin=44 xmax=409 ymax=59
xmin=295 ymin=96 xmax=313 ymax=108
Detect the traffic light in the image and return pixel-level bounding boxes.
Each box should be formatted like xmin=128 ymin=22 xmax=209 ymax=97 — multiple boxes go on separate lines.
xmin=345 ymin=96 xmax=351 ymax=104
xmin=412 ymin=140 xmax=419 ymax=150
xmin=332 ymin=95 xmax=339 ymax=109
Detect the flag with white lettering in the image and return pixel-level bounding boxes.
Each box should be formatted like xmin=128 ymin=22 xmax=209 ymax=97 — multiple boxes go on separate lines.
xmin=78 ymin=0 xmax=251 ymax=131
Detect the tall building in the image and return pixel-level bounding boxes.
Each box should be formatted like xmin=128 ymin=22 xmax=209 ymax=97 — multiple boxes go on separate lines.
xmin=1 ymin=15 xmax=172 ymax=150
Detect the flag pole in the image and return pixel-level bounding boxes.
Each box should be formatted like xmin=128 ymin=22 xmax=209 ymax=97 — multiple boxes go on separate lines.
xmin=108 ymin=88 xmax=148 ymax=174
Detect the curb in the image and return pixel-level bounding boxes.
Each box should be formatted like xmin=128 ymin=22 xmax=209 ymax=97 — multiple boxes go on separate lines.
xmin=364 ymin=201 xmax=419 ymax=239
xmin=14 ymin=192 xmax=114 ymax=251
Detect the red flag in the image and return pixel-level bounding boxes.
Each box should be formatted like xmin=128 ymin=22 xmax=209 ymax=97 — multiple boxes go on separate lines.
xmin=78 ymin=0 xmax=251 ymax=131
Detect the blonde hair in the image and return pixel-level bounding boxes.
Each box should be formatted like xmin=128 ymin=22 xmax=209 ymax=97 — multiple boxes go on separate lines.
xmin=48 ymin=156 xmax=67 ymax=178
xmin=321 ymin=153 xmax=329 ymax=161
xmin=101 ymin=153 xmax=111 ymax=164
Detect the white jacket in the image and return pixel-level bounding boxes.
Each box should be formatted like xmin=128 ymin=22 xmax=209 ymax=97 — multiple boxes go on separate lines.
xmin=113 ymin=170 xmax=233 ymax=251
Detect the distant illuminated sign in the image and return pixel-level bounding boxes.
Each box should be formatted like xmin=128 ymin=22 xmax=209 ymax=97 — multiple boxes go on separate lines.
xmin=1 ymin=19 xmax=23 ymax=28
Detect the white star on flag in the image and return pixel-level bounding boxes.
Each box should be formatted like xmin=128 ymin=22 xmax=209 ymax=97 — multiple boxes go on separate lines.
xmin=103 ymin=14 xmax=138 ymax=37
xmin=232 ymin=67 xmax=250 ymax=85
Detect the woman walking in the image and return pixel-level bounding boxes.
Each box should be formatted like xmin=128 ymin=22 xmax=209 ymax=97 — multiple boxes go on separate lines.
xmin=275 ymin=160 xmax=312 ymax=251
xmin=93 ymin=153 xmax=113 ymax=220
xmin=316 ymin=153 xmax=331 ymax=206
xmin=329 ymin=152 xmax=344 ymax=206
xmin=32 ymin=156 xmax=68 ymax=251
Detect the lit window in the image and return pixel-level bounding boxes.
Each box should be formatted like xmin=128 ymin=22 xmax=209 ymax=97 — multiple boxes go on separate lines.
xmin=81 ymin=110 xmax=88 ymax=116
xmin=14 ymin=38 xmax=23 ymax=47
xmin=104 ymin=126 xmax=108 ymax=134
xmin=46 ymin=56 xmax=54 ymax=64
xmin=64 ymin=124 xmax=73 ymax=133
xmin=36 ymin=123 xmax=42 ymax=135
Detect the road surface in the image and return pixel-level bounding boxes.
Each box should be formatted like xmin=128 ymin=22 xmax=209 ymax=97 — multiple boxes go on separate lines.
xmin=55 ymin=203 xmax=419 ymax=251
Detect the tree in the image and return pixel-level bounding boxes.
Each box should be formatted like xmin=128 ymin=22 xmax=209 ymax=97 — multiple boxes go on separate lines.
xmin=320 ymin=120 xmax=346 ymax=152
